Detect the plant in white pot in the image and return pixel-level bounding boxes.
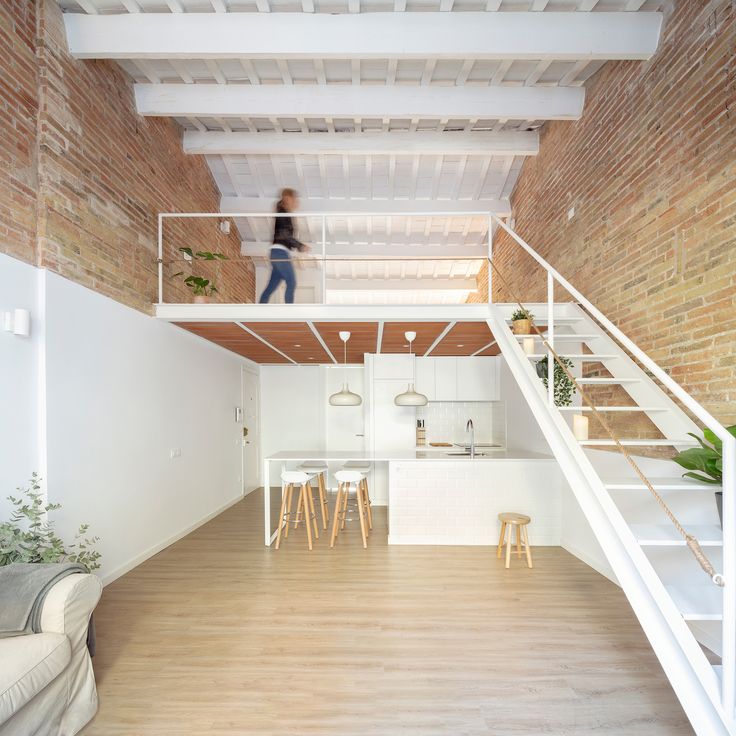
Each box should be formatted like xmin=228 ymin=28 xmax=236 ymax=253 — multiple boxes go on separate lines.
xmin=172 ymin=247 xmax=228 ymax=304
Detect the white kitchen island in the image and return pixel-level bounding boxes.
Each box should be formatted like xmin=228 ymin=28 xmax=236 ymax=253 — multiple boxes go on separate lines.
xmin=263 ymin=449 xmax=563 ymax=547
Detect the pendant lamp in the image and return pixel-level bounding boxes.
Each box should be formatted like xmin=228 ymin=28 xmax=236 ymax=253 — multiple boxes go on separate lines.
xmin=329 ymin=331 xmax=362 ymax=406
xmin=394 ymin=331 xmax=428 ymax=407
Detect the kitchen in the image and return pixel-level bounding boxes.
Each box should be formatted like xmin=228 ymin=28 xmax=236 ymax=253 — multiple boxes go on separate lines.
xmin=258 ymin=321 xmax=565 ymax=550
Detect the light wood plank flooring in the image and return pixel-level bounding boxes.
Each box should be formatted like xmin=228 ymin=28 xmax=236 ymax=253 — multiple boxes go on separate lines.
xmin=81 ymin=489 xmax=693 ymax=735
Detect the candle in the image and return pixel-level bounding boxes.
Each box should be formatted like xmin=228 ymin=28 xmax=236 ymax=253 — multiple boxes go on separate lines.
xmin=573 ymin=414 xmax=589 ymax=441
xmin=522 ymin=337 xmax=536 ymax=355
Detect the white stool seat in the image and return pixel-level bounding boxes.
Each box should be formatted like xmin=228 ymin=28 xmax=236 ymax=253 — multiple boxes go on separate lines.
xmin=281 ymin=470 xmax=315 ymax=484
xmin=335 ymin=470 xmax=365 ymax=483
xmin=297 ymin=462 xmax=328 ymax=473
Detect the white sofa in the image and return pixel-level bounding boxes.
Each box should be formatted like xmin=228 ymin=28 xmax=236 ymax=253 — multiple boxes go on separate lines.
xmin=0 ymin=573 xmax=102 ymax=736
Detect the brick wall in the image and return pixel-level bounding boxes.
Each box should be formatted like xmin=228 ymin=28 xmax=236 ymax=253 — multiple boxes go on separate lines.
xmin=1 ymin=0 xmax=254 ymax=313
xmin=495 ymin=0 xmax=736 ymax=431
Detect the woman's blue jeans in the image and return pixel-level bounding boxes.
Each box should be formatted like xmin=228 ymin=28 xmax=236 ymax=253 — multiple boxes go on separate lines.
xmin=259 ymin=248 xmax=296 ymax=304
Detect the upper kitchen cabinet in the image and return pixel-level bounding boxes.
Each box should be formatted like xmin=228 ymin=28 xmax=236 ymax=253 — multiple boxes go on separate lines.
xmin=415 ymin=357 xmax=500 ymax=402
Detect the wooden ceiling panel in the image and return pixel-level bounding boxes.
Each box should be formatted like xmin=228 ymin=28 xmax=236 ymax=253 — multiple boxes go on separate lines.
xmin=313 ymin=322 xmax=379 ymax=364
xmin=175 ymin=322 xmax=291 ymax=364
xmin=380 ymin=322 xmax=450 ymax=355
xmin=428 ymin=321 xmax=495 ymax=356
xmin=243 ymin=322 xmax=332 ymax=364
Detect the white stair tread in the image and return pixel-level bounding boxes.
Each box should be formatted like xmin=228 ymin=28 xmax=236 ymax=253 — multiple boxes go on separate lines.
xmin=631 ymin=524 xmax=722 ymax=546
xmin=665 ymin=584 xmax=723 ymax=621
xmin=558 ymin=406 xmax=666 ymax=412
xmin=580 ymin=439 xmax=698 ymax=447
xmin=526 ymin=354 xmax=618 ymax=360
xmin=604 ymin=476 xmax=721 ymax=491
xmin=576 ymin=377 xmax=640 ymax=384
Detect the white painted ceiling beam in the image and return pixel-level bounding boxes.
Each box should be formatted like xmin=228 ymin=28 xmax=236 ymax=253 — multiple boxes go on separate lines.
xmin=136 ymin=84 xmax=585 ymax=121
xmin=221 ymin=196 xmax=511 ymax=216
xmin=184 ymin=130 xmax=539 ymax=156
xmin=64 ymin=12 xmax=663 ymax=61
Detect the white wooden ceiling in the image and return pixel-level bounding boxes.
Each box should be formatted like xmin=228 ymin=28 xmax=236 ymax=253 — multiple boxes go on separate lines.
xmin=58 ymin=0 xmax=663 ymax=303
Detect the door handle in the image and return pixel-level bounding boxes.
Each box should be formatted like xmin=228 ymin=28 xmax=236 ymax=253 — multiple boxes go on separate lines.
xmin=355 ymin=434 xmax=364 ymax=437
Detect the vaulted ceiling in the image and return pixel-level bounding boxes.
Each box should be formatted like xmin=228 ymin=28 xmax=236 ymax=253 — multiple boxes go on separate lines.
xmin=58 ymin=1 xmax=663 ymax=303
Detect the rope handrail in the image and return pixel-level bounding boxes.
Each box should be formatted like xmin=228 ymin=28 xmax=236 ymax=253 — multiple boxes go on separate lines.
xmin=489 ymin=259 xmax=724 ymax=588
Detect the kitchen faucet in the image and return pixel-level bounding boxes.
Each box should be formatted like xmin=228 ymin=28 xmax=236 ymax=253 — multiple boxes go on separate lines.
xmin=466 ymin=419 xmax=475 ymax=459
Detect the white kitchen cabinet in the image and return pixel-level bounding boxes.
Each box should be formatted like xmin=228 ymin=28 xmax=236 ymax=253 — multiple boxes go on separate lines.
xmin=434 ymin=358 xmax=458 ymax=401
xmin=414 ymin=357 xmax=500 ymax=402
xmin=414 ymin=357 xmax=436 ymax=401
xmin=372 ymin=353 xmax=413 ymax=380
xmin=456 ymin=357 xmax=500 ymax=401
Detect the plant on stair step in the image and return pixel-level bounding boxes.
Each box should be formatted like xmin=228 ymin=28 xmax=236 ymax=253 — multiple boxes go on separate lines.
xmin=0 ymin=473 xmax=101 ymax=571
xmin=511 ymin=307 xmax=534 ymax=335
xmin=672 ymin=426 xmax=736 ymax=529
xmin=535 ymin=355 xmax=576 ymax=407
xmin=172 ymin=247 xmax=228 ymax=303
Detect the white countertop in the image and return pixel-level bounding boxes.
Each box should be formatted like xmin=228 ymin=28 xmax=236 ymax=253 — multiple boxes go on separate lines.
xmin=265 ymin=449 xmax=555 ymax=462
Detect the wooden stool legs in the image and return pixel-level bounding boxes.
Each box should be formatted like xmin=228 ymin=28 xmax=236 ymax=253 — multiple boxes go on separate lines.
xmin=496 ymin=515 xmax=533 ymax=569
xmin=276 ymin=481 xmax=317 ymax=551
xmin=330 ymin=480 xmax=368 ymax=549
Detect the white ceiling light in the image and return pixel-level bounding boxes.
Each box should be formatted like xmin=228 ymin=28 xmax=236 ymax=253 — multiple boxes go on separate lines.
xmin=395 ymin=331 xmax=428 ymax=407
xmin=329 ymin=331 xmax=362 ymax=407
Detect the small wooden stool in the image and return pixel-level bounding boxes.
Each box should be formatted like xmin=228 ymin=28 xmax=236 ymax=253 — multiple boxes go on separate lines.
xmin=343 ymin=461 xmax=372 ymax=531
xmin=497 ymin=513 xmax=533 ymax=569
xmin=330 ymin=470 xmax=369 ymax=549
xmin=297 ymin=462 xmax=330 ymax=530
xmin=275 ymin=471 xmax=319 ymax=551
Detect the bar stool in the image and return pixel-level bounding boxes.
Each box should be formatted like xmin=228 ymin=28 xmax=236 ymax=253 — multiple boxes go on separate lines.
xmin=330 ymin=469 xmax=369 ymax=549
xmin=275 ymin=471 xmax=319 ymax=551
xmin=296 ymin=462 xmax=330 ymax=530
xmin=497 ymin=513 xmax=533 ymax=569
xmin=343 ymin=461 xmax=372 ymax=530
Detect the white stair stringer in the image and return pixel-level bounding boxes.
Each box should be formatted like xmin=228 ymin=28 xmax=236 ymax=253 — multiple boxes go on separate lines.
xmin=488 ymin=307 xmax=734 ymax=736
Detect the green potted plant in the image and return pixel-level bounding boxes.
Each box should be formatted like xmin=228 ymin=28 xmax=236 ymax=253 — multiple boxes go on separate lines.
xmin=0 ymin=473 xmax=101 ymax=570
xmin=672 ymin=425 xmax=736 ymax=529
xmin=172 ymin=247 xmax=228 ymax=304
xmin=511 ymin=307 xmax=534 ymax=335
xmin=535 ymin=355 xmax=576 ymax=407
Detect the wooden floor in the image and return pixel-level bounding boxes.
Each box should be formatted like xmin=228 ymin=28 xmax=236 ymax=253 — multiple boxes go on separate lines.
xmin=81 ymin=489 xmax=693 ymax=736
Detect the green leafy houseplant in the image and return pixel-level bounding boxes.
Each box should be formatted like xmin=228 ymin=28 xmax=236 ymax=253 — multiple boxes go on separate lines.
xmin=511 ymin=308 xmax=534 ymax=323
xmin=0 ymin=473 xmax=101 ymax=571
xmin=172 ymin=247 xmax=228 ymax=299
xmin=673 ymin=426 xmax=735 ymax=485
xmin=535 ymin=355 xmax=576 ymax=407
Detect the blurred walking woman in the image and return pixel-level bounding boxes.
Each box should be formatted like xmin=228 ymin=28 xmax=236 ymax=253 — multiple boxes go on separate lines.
xmin=259 ymin=188 xmax=309 ymax=304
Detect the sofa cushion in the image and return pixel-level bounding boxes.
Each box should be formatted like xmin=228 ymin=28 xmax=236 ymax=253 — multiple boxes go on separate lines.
xmin=0 ymin=633 xmax=71 ymax=723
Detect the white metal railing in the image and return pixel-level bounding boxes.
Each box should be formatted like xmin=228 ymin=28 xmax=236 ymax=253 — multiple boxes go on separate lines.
xmin=156 ymin=210 xmax=495 ymax=305
xmin=489 ymin=213 xmax=736 ymax=721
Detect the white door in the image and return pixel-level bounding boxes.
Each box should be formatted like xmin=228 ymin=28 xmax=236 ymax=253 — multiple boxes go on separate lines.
xmin=242 ymin=367 xmax=260 ymax=494
xmin=326 ymin=365 xmax=365 ymax=451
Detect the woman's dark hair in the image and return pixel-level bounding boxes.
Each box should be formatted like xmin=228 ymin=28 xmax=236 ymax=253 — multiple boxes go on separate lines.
xmin=277 ymin=188 xmax=298 ymax=210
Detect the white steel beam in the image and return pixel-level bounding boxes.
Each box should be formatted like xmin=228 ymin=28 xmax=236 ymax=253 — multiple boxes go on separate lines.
xmin=221 ymin=196 xmax=512 ymax=216
xmin=136 ymin=83 xmax=584 ymax=121
xmin=242 ymin=243 xmax=489 ymax=258
xmin=327 ymin=277 xmax=477 ymax=291
xmin=183 ymin=130 xmax=539 ymax=156
xmin=64 ymin=12 xmax=663 ymax=61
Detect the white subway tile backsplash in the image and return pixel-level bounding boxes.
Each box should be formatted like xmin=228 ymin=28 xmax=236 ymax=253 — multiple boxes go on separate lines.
xmin=415 ymin=401 xmax=506 ymax=447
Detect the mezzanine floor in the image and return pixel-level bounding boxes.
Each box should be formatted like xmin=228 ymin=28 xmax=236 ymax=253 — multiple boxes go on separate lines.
xmin=81 ymin=489 xmax=692 ymax=735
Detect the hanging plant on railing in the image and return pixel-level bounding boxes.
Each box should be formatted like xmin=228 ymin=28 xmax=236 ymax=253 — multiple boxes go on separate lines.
xmin=535 ymin=355 xmax=576 ymax=406
xmin=172 ymin=247 xmax=228 ymax=304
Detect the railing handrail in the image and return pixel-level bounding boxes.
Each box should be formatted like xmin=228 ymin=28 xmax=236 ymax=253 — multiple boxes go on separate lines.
xmin=159 ymin=210 xmax=499 ymax=219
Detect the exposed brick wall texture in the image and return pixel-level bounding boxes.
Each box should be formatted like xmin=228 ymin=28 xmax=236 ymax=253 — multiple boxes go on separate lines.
xmin=0 ymin=0 xmax=39 ymax=265
xmin=1 ymin=0 xmax=254 ymax=312
xmin=494 ymin=0 xmax=736 ymax=434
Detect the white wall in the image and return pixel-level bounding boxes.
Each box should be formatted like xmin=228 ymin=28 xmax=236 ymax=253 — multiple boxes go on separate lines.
xmin=499 ymin=360 xmax=551 ymax=454
xmin=0 ymin=253 xmax=42 ymax=518
xmin=1 ymin=255 xmax=249 ymax=584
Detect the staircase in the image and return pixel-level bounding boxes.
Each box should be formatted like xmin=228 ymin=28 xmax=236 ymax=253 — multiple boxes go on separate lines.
xmin=487 ymin=220 xmax=735 ymax=736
